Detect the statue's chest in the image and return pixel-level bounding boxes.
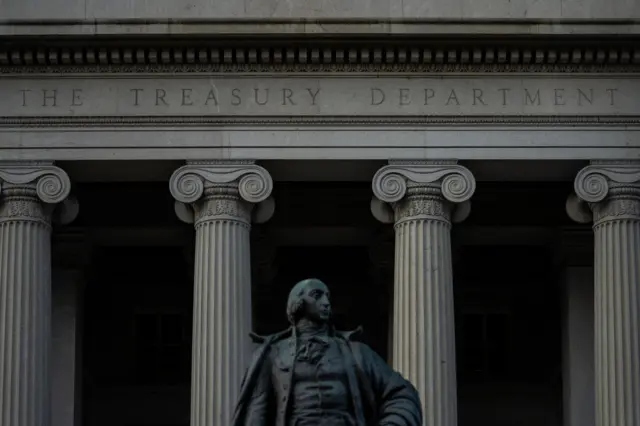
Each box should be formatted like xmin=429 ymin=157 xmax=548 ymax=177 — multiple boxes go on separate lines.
xmin=271 ymin=338 xmax=347 ymax=383
xmin=269 ymin=338 xmax=357 ymax=426
xmin=293 ymin=341 xmax=345 ymax=380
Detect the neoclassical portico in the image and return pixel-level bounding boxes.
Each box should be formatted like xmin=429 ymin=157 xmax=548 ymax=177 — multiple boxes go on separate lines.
xmin=0 ymin=158 xmax=639 ymax=426
xmin=159 ymin=158 xmax=640 ymax=426
xmin=161 ymin=159 xmax=477 ymax=426
xmin=1 ymin=16 xmax=640 ymax=426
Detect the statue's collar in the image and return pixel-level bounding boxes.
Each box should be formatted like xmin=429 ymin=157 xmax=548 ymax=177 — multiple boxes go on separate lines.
xmin=295 ymin=320 xmax=329 ymax=337
xmin=249 ymin=325 xmax=363 ymax=344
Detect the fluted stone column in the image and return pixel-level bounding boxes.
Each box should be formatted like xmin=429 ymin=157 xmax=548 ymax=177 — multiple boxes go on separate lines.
xmin=570 ymin=161 xmax=640 ymax=426
xmin=169 ymin=161 xmax=273 ymax=426
xmin=372 ymin=160 xmax=475 ymax=426
xmin=0 ymin=162 xmax=73 ymax=426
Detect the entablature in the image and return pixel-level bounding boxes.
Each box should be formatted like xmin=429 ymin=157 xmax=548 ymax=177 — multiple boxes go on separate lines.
xmin=1 ymin=34 xmax=639 ymax=161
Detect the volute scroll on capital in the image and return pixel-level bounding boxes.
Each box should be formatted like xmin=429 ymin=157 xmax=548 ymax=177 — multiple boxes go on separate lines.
xmin=371 ymin=162 xmax=476 ymax=205
xmin=169 ymin=162 xmax=273 ymax=204
xmin=371 ymin=162 xmax=476 ymax=224
xmin=573 ymin=162 xmax=640 ymax=204
xmin=0 ymin=162 xmax=78 ymax=225
xmin=0 ymin=162 xmax=72 ymax=204
xmin=567 ymin=161 xmax=640 ymax=225
xmin=169 ymin=162 xmax=275 ymax=224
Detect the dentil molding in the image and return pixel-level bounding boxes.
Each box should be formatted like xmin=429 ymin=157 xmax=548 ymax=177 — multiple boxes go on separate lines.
xmin=1 ymin=43 xmax=639 ymax=74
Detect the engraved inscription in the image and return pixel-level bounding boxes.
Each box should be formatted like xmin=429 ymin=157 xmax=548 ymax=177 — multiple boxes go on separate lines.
xmin=3 ymin=77 xmax=638 ymax=117
xmin=369 ymin=87 xmax=618 ymax=107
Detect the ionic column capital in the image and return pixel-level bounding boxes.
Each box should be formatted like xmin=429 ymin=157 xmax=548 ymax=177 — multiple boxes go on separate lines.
xmin=371 ymin=160 xmax=476 ymax=224
xmin=169 ymin=161 xmax=274 ymax=225
xmin=0 ymin=161 xmax=75 ymax=225
xmin=372 ymin=160 xmax=476 ymax=204
xmin=170 ymin=161 xmax=273 ymax=204
xmin=0 ymin=161 xmax=71 ymax=204
xmin=574 ymin=161 xmax=640 ymax=203
xmin=569 ymin=160 xmax=640 ymax=226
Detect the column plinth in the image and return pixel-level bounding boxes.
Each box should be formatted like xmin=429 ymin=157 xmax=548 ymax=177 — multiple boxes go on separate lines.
xmin=372 ymin=161 xmax=475 ymax=426
xmin=573 ymin=161 xmax=640 ymax=426
xmin=169 ymin=161 xmax=273 ymax=426
xmin=0 ymin=162 xmax=72 ymax=426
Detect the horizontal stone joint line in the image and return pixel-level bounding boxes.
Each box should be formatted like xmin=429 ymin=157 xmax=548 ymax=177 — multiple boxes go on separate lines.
xmin=4 ymin=115 xmax=640 ymax=129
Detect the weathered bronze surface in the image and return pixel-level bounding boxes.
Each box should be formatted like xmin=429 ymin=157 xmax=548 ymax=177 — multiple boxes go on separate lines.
xmin=232 ymin=278 xmax=423 ymax=426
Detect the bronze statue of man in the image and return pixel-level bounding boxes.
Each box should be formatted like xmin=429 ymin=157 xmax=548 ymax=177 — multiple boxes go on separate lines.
xmin=232 ymin=278 xmax=423 ymax=426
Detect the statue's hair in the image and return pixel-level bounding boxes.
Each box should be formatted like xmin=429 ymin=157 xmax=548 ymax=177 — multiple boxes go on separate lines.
xmin=286 ymin=278 xmax=327 ymax=325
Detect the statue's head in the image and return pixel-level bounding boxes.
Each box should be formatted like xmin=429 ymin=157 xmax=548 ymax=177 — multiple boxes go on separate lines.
xmin=286 ymin=278 xmax=332 ymax=325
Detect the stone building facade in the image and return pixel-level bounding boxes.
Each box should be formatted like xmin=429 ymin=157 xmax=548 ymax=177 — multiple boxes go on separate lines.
xmin=0 ymin=2 xmax=639 ymax=426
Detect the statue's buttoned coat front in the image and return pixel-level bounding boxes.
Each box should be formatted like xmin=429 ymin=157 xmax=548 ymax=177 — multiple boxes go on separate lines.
xmin=231 ymin=327 xmax=423 ymax=426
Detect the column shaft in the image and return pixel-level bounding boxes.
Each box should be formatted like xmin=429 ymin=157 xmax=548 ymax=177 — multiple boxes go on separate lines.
xmin=0 ymin=211 xmax=51 ymax=426
xmin=191 ymin=205 xmax=252 ymax=426
xmin=0 ymin=163 xmax=71 ymax=426
xmin=573 ymin=162 xmax=640 ymax=426
xmin=169 ymin=161 xmax=273 ymax=426
xmin=372 ymin=161 xmax=476 ymax=426
xmin=393 ymin=216 xmax=457 ymax=426
xmin=593 ymin=206 xmax=640 ymax=426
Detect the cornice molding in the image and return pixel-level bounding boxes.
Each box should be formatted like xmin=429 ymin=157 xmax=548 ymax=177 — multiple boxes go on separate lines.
xmin=2 ymin=18 xmax=640 ymax=37
xmin=2 ymin=115 xmax=640 ymax=128
xmin=1 ymin=44 xmax=639 ymax=74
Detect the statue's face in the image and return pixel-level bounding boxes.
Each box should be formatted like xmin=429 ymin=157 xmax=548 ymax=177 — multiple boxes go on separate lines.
xmin=301 ymin=281 xmax=332 ymax=323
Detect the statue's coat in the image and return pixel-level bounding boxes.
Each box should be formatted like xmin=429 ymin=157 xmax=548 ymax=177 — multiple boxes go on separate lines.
xmin=231 ymin=327 xmax=423 ymax=426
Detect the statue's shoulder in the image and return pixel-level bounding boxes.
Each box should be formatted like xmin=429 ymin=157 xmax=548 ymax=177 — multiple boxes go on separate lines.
xmin=249 ymin=327 xmax=293 ymax=345
xmin=335 ymin=327 xmax=386 ymax=363
xmin=335 ymin=325 xmax=364 ymax=342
